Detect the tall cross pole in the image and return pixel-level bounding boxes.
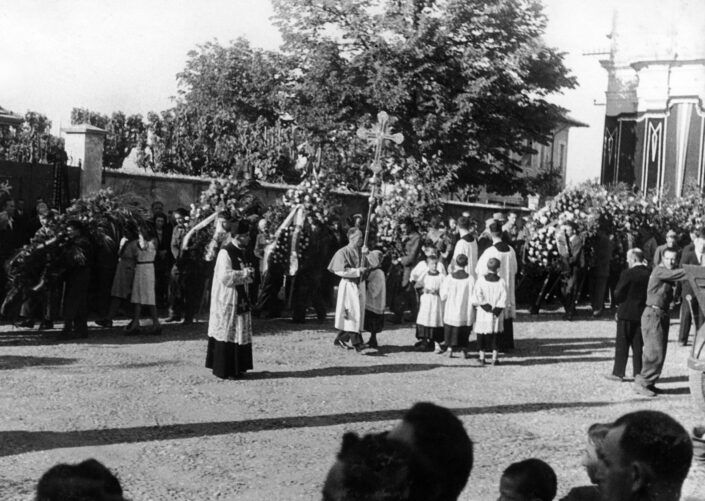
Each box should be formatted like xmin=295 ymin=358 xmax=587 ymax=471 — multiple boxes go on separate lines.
xmin=356 ymin=111 xmax=404 ymax=264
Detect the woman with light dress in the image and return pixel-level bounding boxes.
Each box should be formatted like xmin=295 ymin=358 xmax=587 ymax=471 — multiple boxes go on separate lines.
xmin=127 ymin=223 xmax=161 ymax=336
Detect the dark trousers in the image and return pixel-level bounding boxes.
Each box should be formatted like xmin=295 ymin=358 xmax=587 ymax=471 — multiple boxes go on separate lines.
xmin=498 ymin=318 xmax=514 ymax=351
xmin=591 ymin=272 xmax=609 ymax=312
xmin=20 ymin=286 xmax=57 ymax=323
xmin=635 ymin=308 xmax=670 ymax=389
xmin=63 ymin=268 xmax=90 ymax=334
xmin=678 ymin=296 xmax=701 ymax=345
xmin=335 ymin=330 xmax=363 ymax=346
xmin=477 ymin=332 xmax=498 ymax=352
xmin=169 ymin=265 xmax=201 ymax=321
xmin=612 ymin=319 xmax=643 ymax=378
xmin=561 ymin=267 xmax=582 ymax=315
xmin=532 ymin=270 xmax=561 ymax=313
xmin=391 ymin=283 xmax=418 ymax=322
xmin=291 ymin=270 xmax=327 ymax=322
xmin=155 ymin=260 xmax=170 ymax=309
xmin=255 ymin=267 xmax=284 ymax=317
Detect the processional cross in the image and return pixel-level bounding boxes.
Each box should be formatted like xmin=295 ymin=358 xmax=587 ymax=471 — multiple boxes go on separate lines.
xmin=356 ymin=111 xmax=404 ymax=258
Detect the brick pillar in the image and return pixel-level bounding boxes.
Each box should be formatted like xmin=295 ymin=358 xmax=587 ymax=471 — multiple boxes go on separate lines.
xmin=62 ymin=124 xmax=106 ymax=197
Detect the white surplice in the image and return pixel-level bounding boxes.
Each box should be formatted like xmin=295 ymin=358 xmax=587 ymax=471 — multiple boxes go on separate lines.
xmin=207 ymin=246 xmax=253 ymax=344
xmin=475 ymin=242 xmax=517 ymax=318
xmin=440 ymin=273 xmax=476 ymax=327
xmin=451 ymin=234 xmax=479 ymax=277
xmin=416 ymin=273 xmax=445 ymax=327
xmin=409 ymin=260 xmax=447 ymax=289
xmin=472 ymin=275 xmax=507 ymax=334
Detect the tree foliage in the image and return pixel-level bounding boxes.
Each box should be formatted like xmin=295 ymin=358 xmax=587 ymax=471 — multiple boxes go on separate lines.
xmin=133 ymin=0 xmax=575 ymax=196
xmin=271 ymin=0 xmax=576 ymax=194
xmin=0 ymin=111 xmax=62 ymax=163
xmin=71 ymin=108 xmax=145 ymax=170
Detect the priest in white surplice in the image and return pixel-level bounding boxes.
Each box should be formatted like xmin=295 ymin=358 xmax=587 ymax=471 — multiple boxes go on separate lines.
xmin=328 ymin=228 xmax=368 ymax=350
xmin=450 ymin=216 xmax=478 ymax=277
xmin=206 ymin=219 xmax=254 ymax=380
xmin=476 ymin=220 xmax=517 ymax=352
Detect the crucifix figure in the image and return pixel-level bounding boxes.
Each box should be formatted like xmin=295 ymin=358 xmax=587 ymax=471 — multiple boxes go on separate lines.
xmin=356 ymin=111 xmax=404 ymax=255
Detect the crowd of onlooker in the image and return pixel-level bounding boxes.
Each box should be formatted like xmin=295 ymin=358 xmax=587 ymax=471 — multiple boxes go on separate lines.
xmin=31 ymin=404 xmax=705 ymax=501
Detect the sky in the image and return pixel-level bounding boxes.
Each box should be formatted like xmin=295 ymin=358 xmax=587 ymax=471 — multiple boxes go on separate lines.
xmin=0 ymin=0 xmax=635 ymax=185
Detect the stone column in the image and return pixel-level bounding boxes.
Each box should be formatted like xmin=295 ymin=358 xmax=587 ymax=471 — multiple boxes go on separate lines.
xmin=62 ymin=124 xmax=106 ymax=197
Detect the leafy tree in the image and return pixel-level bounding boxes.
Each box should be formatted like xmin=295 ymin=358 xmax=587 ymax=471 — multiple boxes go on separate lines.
xmin=0 ymin=111 xmax=61 ymax=163
xmin=271 ymin=0 xmax=576 ymax=194
xmin=71 ymin=108 xmax=146 ymax=169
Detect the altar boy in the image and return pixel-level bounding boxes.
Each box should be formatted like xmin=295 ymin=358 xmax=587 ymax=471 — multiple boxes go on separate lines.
xmin=440 ymin=254 xmax=475 ymax=358
xmin=472 ymin=257 xmax=507 ymax=366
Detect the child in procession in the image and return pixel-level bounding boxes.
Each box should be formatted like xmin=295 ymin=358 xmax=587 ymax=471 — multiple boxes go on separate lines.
xmin=472 ymin=257 xmax=507 ymax=365
xmin=363 ymin=250 xmax=386 ymax=348
xmin=415 ymin=254 xmax=445 ymax=352
xmin=409 ymin=240 xmax=446 ymax=349
xmin=439 ymin=253 xmax=475 ymax=358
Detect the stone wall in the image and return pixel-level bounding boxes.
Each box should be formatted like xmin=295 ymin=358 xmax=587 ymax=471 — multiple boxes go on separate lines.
xmin=102 ymin=170 xmax=369 ymax=217
xmin=102 ymin=169 xmax=529 ymax=223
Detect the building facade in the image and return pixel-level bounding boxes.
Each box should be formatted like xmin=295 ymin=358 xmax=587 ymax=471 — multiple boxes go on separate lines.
xmin=600 ymin=1 xmax=705 ymax=197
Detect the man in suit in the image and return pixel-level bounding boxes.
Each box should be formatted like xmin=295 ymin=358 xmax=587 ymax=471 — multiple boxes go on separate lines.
xmin=390 ymin=218 xmax=421 ymax=323
xmin=677 ymin=227 xmax=705 ymax=346
xmin=556 ymin=221 xmax=584 ymax=320
xmin=606 ymin=248 xmax=650 ymax=382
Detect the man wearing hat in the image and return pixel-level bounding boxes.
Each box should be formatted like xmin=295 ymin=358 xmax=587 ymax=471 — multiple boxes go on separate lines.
xmin=206 ymin=218 xmax=255 ymax=379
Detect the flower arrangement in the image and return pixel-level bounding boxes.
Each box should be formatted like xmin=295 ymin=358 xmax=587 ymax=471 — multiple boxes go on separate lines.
xmin=524 ymin=182 xmax=702 ymax=272
xmin=182 ymin=176 xmax=262 ymax=259
xmin=1 ymin=189 xmax=146 ymax=318
xmin=0 ymin=180 xmax=11 ymax=197
xmin=268 ymin=175 xmax=337 ymax=270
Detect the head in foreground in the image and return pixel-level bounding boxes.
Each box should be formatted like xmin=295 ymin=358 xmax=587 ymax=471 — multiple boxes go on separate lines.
xmin=36 ymin=458 xmax=125 ymax=501
xmin=595 ymin=410 xmax=692 ymax=501
xmin=322 ymin=432 xmax=434 ymax=501
xmin=498 ymin=458 xmax=557 ymax=501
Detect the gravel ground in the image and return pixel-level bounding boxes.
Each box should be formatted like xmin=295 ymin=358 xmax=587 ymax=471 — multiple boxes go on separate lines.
xmin=1 ymin=308 xmax=704 ymax=500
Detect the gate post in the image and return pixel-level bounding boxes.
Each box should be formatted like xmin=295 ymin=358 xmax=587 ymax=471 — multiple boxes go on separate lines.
xmin=62 ymin=124 xmax=106 ymax=198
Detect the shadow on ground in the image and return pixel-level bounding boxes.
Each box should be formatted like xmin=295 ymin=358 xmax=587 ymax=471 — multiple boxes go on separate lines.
xmin=249 ymin=363 xmax=442 ymax=379
xmin=0 ymin=400 xmax=638 ymax=457
xmin=0 ymin=355 xmax=77 ymax=370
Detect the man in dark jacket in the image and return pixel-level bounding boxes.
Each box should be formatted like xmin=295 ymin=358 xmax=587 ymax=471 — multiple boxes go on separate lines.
xmin=390 ymin=218 xmax=421 ymax=323
xmin=677 ymin=228 xmax=705 ymax=346
xmin=606 ymin=248 xmax=650 ymax=382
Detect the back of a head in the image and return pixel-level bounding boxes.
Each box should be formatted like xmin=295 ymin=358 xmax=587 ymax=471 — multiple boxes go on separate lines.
xmin=502 ymin=458 xmax=557 ymax=501
xmin=457 ymin=217 xmax=470 ymax=231
xmin=398 ymin=402 xmax=473 ymax=501
xmin=322 ymin=432 xmax=433 ymax=501
xmin=36 ymin=459 xmax=124 ymax=501
xmin=613 ymin=410 xmax=692 ymax=488
xmin=489 ymin=221 xmax=503 ymax=236
xmin=627 ymin=247 xmax=645 ymax=264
